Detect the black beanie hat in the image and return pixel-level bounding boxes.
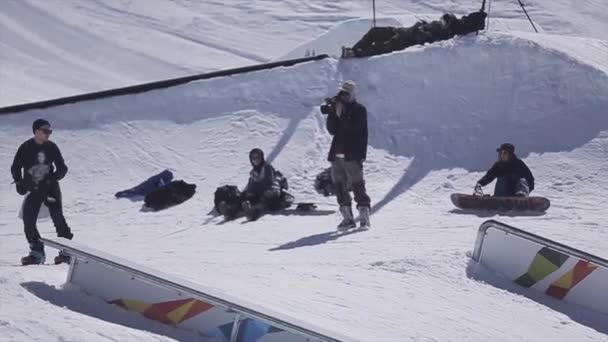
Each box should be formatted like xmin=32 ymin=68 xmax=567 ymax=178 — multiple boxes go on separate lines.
xmin=32 ymin=119 xmax=51 ymax=133
xmin=496 ymin=143 xmax=515 ymax=154
xmin=249 ymin=148 xmax=265 ymax=162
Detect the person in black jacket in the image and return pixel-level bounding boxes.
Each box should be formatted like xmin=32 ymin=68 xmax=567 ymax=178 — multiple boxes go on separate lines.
xmin=476 ymin=143 xmax=535 ymax=197
xmin=240 ymin=148 xmax=284 ymax=221
xmin=10 ymin=119 xmax=73 ymax=265
xmin=322 ymin=81 xmax=371 ymax=229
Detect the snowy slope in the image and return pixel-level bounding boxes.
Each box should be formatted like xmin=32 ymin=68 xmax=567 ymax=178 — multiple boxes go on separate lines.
xmin=1 ymin=0 xmax=608 ymax=106
xmin=2 ymin=28 xmax=608 ymax=341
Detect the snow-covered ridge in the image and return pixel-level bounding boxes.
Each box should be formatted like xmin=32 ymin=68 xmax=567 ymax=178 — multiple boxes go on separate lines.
xmin=3 ymin=0 xmax=607 ymax=106
xmin=280 ymin=16 xmax=542 ymax=60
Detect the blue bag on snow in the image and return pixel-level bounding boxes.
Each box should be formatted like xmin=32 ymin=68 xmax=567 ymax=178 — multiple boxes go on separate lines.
xmin=115 ymin=169 xmax=174 ymax=199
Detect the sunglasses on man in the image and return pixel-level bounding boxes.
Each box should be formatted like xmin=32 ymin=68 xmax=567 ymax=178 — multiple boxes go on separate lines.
xmin=40 ymin=128 xmax=53 ymax=135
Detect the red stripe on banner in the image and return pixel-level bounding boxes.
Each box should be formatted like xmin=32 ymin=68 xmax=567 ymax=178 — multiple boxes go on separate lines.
xmin=546 ymin=261 xmax=597 ymax=300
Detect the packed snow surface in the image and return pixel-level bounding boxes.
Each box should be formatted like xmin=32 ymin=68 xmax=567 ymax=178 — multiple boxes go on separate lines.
xmin=1 ymin=1 xmax=608 ymax=341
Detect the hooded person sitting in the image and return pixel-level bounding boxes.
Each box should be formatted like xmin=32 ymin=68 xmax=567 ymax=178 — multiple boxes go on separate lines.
xmin=475 ymin=143 xmax=535 ymax=197
xmin=241 ymin=148 xmax=284 ymax=220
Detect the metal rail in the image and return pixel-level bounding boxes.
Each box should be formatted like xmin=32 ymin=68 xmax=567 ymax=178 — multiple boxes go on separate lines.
xmin=472 ymin=220 xmax=608 ymax=268
xmin=42 ymin=237 xmax=350 ymax=342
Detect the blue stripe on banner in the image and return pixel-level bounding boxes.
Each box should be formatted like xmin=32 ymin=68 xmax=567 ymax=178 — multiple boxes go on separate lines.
xmin=237 ymin=319 xmax=271 ymax=342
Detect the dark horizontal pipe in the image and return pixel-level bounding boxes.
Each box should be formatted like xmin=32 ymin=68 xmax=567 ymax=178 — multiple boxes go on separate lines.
xmin=0 ymin=54 xmax=329 ymax=115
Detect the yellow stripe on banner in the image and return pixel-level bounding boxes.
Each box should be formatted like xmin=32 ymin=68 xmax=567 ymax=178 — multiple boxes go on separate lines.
xmin=527 ymin=255 xmax=559 ymax=281
xmin=167 ymin=299 xmax=196 ymax=324
xmin=122 ymin=299 xmax=153 ymax=313
xmin=551 ymin=269 xmax=574 ymax=289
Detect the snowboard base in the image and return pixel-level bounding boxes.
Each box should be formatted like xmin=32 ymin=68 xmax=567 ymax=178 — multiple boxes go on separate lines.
xmin=219 ymin=202 xmax=321 ymax=222
xmin=295 ymin=202 xmax=317 ymax=212
xmin=451 ymin=193 xmax=550 ymax=212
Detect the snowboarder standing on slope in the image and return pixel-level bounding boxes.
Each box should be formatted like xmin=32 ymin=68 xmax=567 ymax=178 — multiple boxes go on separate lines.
xmin=321 ymin=80 xmax=371 ymax=229
xmin=11 ymin=119 xmax=74 ymax=265
xmin=240 ymin=148 xmax=284 ymax=221
xmin=475 ymin=143 xmax=535 ymax=197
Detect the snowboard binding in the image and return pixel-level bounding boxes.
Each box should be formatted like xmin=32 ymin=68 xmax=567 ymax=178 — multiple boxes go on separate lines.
xmin=341 ymin=46 xmax=356 ymax=59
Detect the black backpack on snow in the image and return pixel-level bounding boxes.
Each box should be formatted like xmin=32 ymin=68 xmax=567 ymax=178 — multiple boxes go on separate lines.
xmin=314 ymin=167 xmax=351 ymax=197
xmin=144 ymin=180 xmax=196 ymax=211
xmin=214 ymin=185 xmax=242 ymax=212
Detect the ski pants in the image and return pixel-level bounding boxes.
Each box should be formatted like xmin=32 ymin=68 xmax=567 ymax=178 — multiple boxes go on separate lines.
xmin=331 ymin=158 xmax=371 ymax=208
xmin=242 ymin=189 xmax=283 ymax=211
xmin=494 ymin=176 xmax=530 ymax=197
xmin=23 ymin=182 xmax=72 ymax=255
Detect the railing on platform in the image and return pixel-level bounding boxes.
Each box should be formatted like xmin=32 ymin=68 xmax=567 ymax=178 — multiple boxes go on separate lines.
xmin=0 ymin=55 xmax=329 ymax=115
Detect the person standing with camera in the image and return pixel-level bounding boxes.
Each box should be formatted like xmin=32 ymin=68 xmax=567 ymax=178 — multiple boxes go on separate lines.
xmin=321 ymin=81 xmax=371 ymax=230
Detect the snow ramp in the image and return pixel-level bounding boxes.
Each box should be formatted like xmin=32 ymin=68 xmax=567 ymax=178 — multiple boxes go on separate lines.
xmin=337 ymin=32 xmax=608 ymax=213
xmin=2 ymin=31 xmax=608 ymax=341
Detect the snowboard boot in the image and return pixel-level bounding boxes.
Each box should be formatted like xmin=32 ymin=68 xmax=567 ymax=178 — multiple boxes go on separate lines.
xmin=337 ymin=206 xmax=356 ymax=231
xmin=21 ymin=252 xmax=45 ymax=266
xmin=242 ymin=200 xmax=262 ymax=221
xmin=515 ymin=178 xmax=530 ymax=197
xmin=217 ymin=201 xmax=228 ymax=215
xmin=57 ymin=230 xmax=74 ymax=240
xmin=218 ymin=201 xmax=235 ymax=220
xmin=358 ymin=206 xmax=371 ymax=229
xmin=54 ymin=251 xmax=70 ymax=265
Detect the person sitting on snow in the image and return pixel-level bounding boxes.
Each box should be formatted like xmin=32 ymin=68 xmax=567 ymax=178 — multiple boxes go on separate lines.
xmin=475 ymin=143 xmax=535 ymax=197
xmin=240 ymin=148 xmax=292 ymax=221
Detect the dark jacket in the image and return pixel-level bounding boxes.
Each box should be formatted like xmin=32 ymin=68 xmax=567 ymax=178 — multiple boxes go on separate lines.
xmin=245 ymin=163 xmax=280 ymax=196
xmin=454 ymin=11 xmax=487 ymax=35
xmin=325 ymin=99 xmax=368 ymax=162
xmin=11 ymin=139 xmax=67 ymax=192
xmin=478 ymin=156 xmax=535 ymax=191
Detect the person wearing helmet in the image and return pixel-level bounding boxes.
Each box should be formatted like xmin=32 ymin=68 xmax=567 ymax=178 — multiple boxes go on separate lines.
xmin=11 ymin=119 xmax=73 ymax=265
xmin=241 ymin=148 xmax=283 ymax=221
xmin=475 ymin=143 xmax=535 ymax=197
xmin=323 ymin=80 xmax=371 ymax=230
